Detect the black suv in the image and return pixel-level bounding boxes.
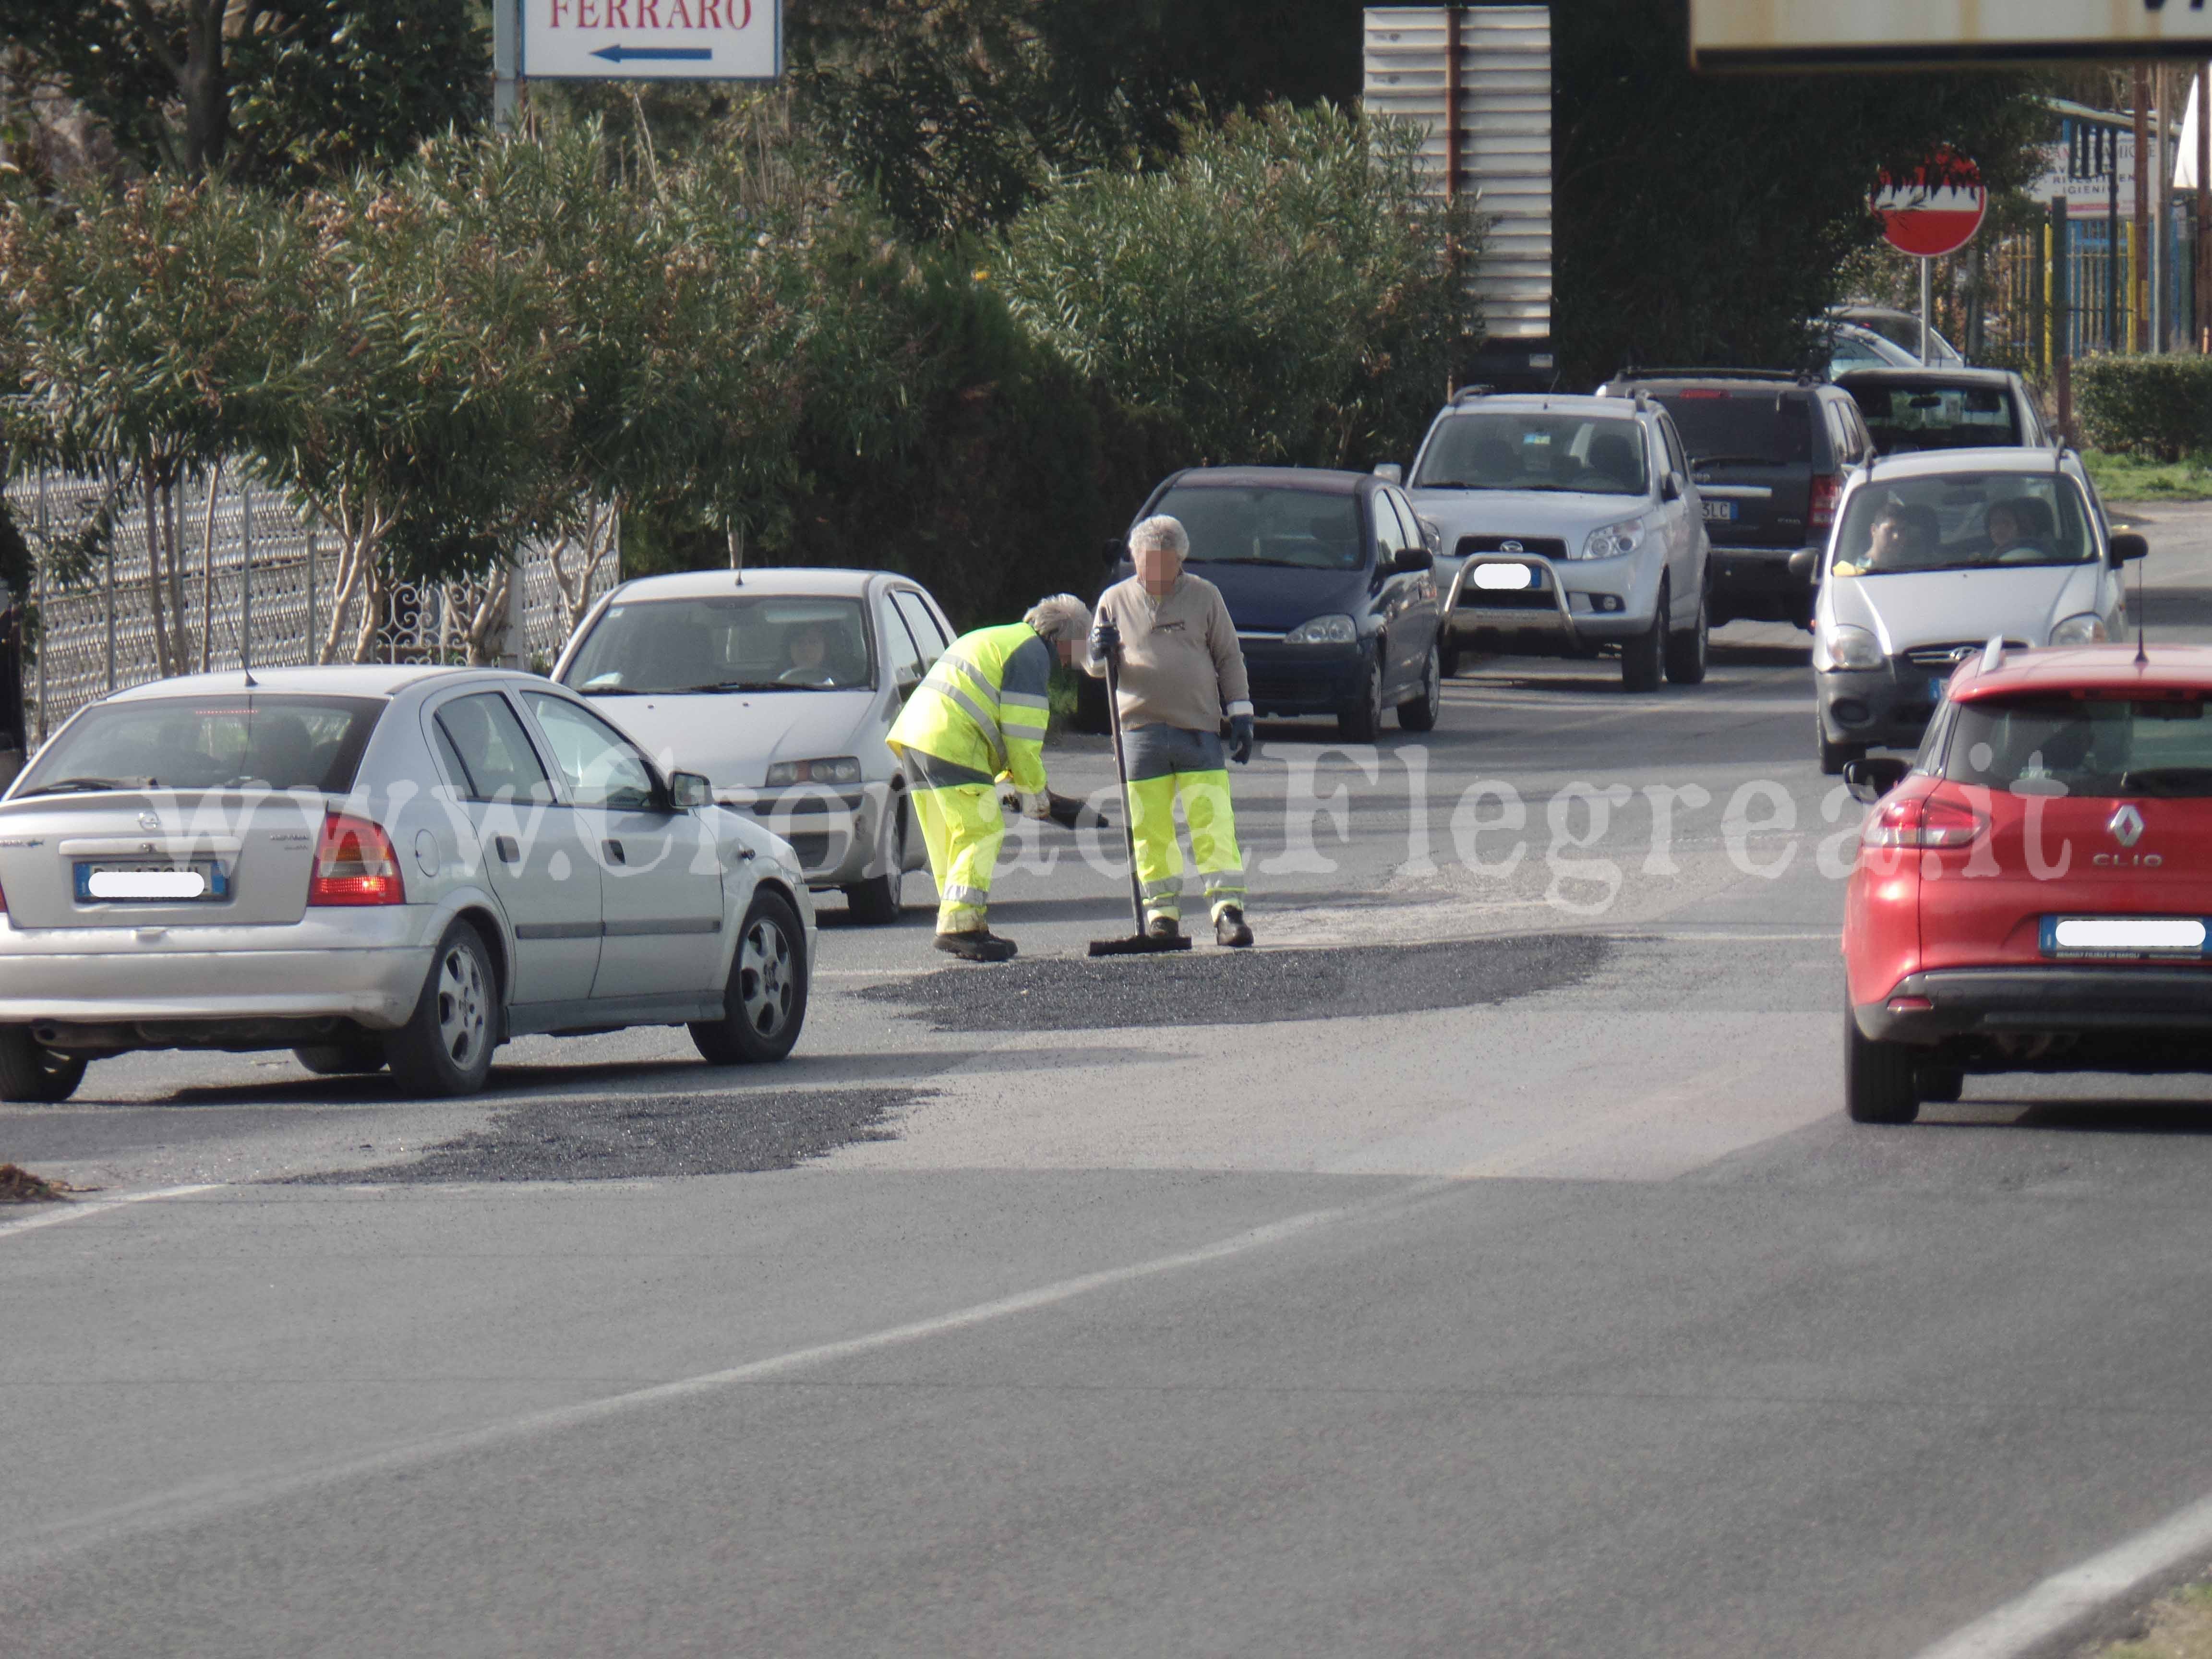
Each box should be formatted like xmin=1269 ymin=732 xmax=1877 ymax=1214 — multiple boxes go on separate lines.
xmin=1598 ymin=370 xmax=1874 ymax=629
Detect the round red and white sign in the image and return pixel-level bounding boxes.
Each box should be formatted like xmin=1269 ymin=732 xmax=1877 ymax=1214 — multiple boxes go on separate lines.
xmin=1872 ymin=151 xmax=1986 ymax=259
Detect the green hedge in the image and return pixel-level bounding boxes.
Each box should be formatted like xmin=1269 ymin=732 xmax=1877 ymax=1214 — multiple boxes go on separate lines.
xmin=2074 ymin=354 xmax=2212 ymax=460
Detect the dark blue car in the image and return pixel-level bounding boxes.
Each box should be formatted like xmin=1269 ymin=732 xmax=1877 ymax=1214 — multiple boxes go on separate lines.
xmin=1087 ymin=468 xmax=1444 ymax=742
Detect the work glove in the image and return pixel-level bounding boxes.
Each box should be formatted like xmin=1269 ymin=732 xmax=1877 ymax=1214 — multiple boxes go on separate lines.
xmin=1229 ymin=713 xmax=1254 ymax=765
xmin=1017 ymin=788 xmax=1053 ymax=821
xmin=1090 ymin=617 xmax=1121 ymax=662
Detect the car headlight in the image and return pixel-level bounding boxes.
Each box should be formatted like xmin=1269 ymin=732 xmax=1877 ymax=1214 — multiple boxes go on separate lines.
xmin=2050 ymin=613 xmax=2108 ymax=646
xmin=1820 ymin=624 xmax=1884 ymax=672
xmin=1575 ymin=518 xmax=1645 ymax=560
xmin=1286 ymin=614 xmax=1358 ymax=646
xmin=764 ymin=757 xmax=863 ymax=787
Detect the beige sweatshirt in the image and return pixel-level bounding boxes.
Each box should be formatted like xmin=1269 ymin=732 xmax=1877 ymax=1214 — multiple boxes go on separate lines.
xmin=1085 ymin=573 xmax=1252 ymax=731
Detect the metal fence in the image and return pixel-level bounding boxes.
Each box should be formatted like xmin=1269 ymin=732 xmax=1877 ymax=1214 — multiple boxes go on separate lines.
xmin=5 ymin=469 xmax=620 ymax=744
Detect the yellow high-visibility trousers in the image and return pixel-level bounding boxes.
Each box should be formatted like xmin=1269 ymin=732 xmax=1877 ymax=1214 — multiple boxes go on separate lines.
xmin=909 ymin=781 xmax=1005 ymax=934
xmin=1124 ymin=724 xmax=1244 ymax=925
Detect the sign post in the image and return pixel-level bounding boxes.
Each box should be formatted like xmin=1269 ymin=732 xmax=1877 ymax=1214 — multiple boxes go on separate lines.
xmin=1872 ymin=151 xmax=1988 ymax=364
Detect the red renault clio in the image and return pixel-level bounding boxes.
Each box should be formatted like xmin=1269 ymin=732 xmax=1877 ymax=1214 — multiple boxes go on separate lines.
xmin=1841 ymin=642 xmax=2212 ymax=1123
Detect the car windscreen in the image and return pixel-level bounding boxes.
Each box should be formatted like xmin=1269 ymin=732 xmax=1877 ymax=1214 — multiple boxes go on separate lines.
xmin=1847 ymin=382 xmax=2022 ymax=454
xmin=1152 ymin=486 xmax=1366 ymax=570
xmin=1830 ymin=472 xmax=2095 ymax=577
xmin=1942 ymin=696 xmax=2212 ymax=798
xmin=1410 ymin=413 xmax=1647 ymax=495
xmin=15 ymin=695 xmax=384 ymax=796
xmin=563 ymin=595 xmax=875 ymax=695
xmin=1651 ymin=390 xmax=1812 ymax=466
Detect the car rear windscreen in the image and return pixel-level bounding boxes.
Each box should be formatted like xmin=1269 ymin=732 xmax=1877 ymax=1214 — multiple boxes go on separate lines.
xmin=15 ymin=695 xmax=384 ymax=797
xmin=1943 ymin=697 xmax=2212 ymax=797
xmin=1653 ymin=390 xmax=1812 ymax=466
xmin=1848 ymin=383 xmax=2022 ymax=453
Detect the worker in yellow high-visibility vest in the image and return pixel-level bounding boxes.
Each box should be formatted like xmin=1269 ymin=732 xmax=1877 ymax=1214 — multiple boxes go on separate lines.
xmin=886 ymin=594 xmax=1092 ymax=962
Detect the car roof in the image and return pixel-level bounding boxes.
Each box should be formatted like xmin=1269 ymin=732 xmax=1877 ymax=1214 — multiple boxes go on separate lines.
xmin=1857 ymin=447 xmax=2077 ymax=484
xmin=1951 ymin=644 xmax=2212 ymax=702
xmin=1163 ymin=466 xmax=1370 ymax=495
xmin=605 ymin=567 xmax=896 ymax=601
xmin=1836 ymin=367 xmax=2025 ymax=391
xmin=1445 ymin=393 xmax=1645 ymax=417
xmin=101 ymin=664 xmax=507 ymax=702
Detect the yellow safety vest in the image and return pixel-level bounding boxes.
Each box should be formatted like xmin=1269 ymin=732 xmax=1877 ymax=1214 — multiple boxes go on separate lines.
xmin=887 ymin=621 xmax=1054 ymax=793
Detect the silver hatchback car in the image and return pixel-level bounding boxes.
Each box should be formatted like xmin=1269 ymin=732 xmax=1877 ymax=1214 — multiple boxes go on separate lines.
xmin=0 ymin=666 xmax=816 ymax=1101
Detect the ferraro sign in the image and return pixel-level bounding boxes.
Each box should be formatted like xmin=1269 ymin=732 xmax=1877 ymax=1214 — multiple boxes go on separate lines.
xmin=520 ymin=0 xmax=781 ymax=80
xmin=1691 ymin=0 xmax=2212 ymax=69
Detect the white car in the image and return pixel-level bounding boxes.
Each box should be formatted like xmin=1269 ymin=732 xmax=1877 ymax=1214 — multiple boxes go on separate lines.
xmin=554 ymin=568 xmax=949 ymax=923
xmin=1809 ymin=448 xmax=2148 ymax=772
xmin=0 ymin=667 xmax=814 ymax=1101
xmin=1398 ymin=390 xmax=1712 ymax=691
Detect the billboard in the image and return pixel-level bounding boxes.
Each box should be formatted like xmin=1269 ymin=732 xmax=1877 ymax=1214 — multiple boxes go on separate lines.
xmin=1691 ymin=1 xmax=2212 ymax=69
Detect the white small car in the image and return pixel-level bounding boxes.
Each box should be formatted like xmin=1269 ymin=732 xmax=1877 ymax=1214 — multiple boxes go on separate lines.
xmin=554 ymin=568 xmax=948 ymax=923
xmin=1810 ymin=448 xmax=2148 ymax=772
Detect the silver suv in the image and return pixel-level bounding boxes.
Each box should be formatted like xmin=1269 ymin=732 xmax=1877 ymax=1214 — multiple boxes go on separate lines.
xmin=1394 ymin=391 xmax=1711 ymax=691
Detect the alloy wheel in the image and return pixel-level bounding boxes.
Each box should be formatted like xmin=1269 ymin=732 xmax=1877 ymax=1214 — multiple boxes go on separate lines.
xmin=740 ymin=914 xmax=794 ymax=1037
xmin=435 ymin=942 xmax=489 ymax=1069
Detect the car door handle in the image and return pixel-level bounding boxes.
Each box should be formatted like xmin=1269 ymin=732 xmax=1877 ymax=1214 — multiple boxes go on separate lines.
xmin=603 ymin=840 xmax=626 ymax=866
xmin=493 ymin=836 xmax=519 ymax=863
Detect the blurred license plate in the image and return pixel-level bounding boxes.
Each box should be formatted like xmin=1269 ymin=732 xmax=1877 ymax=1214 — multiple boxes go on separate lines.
xmin=2041 ymin=916 xmax=2208 ymax=958
xmin=1702 ymin=500 xmax=1737 ymax=523
xmin=1472 ymin=564 xmax=1537 ymax=590
xmin=76 ymin=863 xmax=227 ymax=902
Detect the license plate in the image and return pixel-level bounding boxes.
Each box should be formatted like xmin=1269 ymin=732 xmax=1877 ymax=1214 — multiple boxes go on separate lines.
xmin=75 ymin=862 xmax=229 ymax=902
xmin=1928 ymin=676 xmax=1950 ymax=702
xmin=1472 ymin=564 xmax=1539 ymax=591
xmin=1702 ymin=500 xmax=1737 ymax=523
xmin=2040 ymin=916 xmax=2209 ymax=959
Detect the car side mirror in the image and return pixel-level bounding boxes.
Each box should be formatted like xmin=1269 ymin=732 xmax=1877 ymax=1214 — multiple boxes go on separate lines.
xmin=670 ymin=770 xmax=713 ymax=810
xmin=1372 ymin=463 xmax=1403 ymax=485
xmin=1788 ymin=548 xmax=1820 ymax=583
xmin=1102 ymin=536 xmax=1127 ymax=567
xmin=1842 ymin=756 xmax=1909 ymax=804
xmin=1661 ymin=473 xmax=1682 ymax=502
xmin=1391 ymin=546 xmax=1433 ymax=574
xmin=895 ymin=666 xmax=923 ymax=701
xmin=2110 ymin=530 xmax=2149 ymax=566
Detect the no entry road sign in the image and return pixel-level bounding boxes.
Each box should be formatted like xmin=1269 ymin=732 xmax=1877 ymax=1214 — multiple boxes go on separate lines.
xmin=1872 ymin=152 xmax=1987 ymax=258
xmin=521 ymin=0 xmax=781 ymax=80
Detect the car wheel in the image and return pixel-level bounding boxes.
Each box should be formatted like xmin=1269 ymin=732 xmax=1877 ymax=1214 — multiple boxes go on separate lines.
xmin=0 ymin=1026 xmax=86 ymax=1103
xmin=1844 ymin=1005 xmax=1921 ymax=1124
xmin=1915 ymin=1066 xmax=1964 ymax=1104
xmin=1397 ymin=642 xmax=1442 ymax=732
xmin=293 ymin=1039 xmax=388 ymax=1076
xmin=384 ymin=920 xmax=498 ymax=1098
xmin=692 ymin=887 xmax=808 ymax=1065
xmin=843 ymin=799 xmax=906 ymax=926
xmin=1817 ymin=714 xmax=1865 ymax=777
xmin=1438 ymin=642 xmax=1461 ymax=679
xmin=1337 ymin=652 xmax=1383 ymax=742
xmin=1664 ymin=579 xmax=1709 ymax=685
xmin=1620 ymin=581 xmax=1665 ymax=692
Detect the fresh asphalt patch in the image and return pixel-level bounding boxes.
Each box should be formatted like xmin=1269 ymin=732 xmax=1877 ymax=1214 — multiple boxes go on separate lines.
xmin=295 ymin=1086 xmax=923 ymax=1185
xmin=860 ymin=935 xmax=1611 ymax=1033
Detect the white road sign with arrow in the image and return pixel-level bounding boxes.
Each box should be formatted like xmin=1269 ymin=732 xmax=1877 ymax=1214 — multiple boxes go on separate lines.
xmin=520 ymin=0 xmax=780 ymax=81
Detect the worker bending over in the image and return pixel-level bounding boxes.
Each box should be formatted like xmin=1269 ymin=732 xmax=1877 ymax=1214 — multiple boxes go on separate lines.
xmin=887 ymin=593 xmax=1092 ymax=962
xmin=1088 ymin=515 xmax=1255 ymax=948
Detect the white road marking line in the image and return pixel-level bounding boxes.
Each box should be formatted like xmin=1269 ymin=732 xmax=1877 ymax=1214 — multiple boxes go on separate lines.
xmin=0 ymin=1183 xmax=218 ymax=1242
xmin=0 ymin=1173 xmax=1463 ymax=1573
xmin=1912 ymin=1488 xmax=2212 ymax=1659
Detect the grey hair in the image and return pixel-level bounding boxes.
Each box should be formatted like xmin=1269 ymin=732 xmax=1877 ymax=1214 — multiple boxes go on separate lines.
xmin=1024 ymin=592 xmax=1093 ymax=644
xmin=1129 ymin=515 xmax=1190 ymax=560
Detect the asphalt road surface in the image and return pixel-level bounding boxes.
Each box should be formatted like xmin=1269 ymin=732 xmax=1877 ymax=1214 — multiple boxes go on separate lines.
xmin=10 ymin=507 xmax=2212 ymax=1657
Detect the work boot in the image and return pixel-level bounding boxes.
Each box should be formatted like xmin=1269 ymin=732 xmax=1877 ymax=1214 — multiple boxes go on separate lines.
xmin=1214 ymin=906 xmax=1253 ymax=949
xmin=934 ymin=929 xmax=1018 ymax=963
xmin=1146 ymin=914 xmax=1180 ymax=942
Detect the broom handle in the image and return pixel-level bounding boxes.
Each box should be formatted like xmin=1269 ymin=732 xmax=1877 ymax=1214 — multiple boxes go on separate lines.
xmin=1103 ymin=646 xmax=1147 ymax=933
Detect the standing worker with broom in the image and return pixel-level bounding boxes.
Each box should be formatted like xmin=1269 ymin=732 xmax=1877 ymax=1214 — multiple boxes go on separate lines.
xmin=886 ymin=594 xmax=1093 ymax=963
xmin=1088 ymin=515 xmax=1256 ymax=949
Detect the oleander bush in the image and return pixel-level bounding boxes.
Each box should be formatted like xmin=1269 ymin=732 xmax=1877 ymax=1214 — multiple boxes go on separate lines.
xmin=2074 ymin=354 xmax=2212 ymax=461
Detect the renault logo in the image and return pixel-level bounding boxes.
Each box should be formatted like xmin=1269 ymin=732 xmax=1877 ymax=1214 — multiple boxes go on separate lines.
xmin=2109 ymin=804 xmax=2146 ymax=847
xmin=1499 ymin=539 xmax=1525 ymax=553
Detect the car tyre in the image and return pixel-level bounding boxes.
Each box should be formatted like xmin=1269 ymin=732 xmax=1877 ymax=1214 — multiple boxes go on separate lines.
xmin=843 ymin=799 xmax=906 ymax=926
xmin=1817 ymin=715 xmax=1865 ymax=777
xmin=1338 ymin=652 xmax=1383 ymax=742
xmin=1844 ymin=1005 xmax=1921 ymax=1124
xmin=692 ymin=887 xmax=808 ymax=1065
xmin=1916 ymin=1066 xmax=1964 ymax=1104
xmin=0 ymin=1026 xmax=86 ymax=1103
xmin=384 ymin=921 xmax=498 ymax=1099
xmin=1438 ymin=642 xmax=1461 ymax=679
xmin=1664 ymin=579 xmax=1709 ymax=685
xmin=1620 ymin=582 xmax=1665 ymax=692
xmin=1397 ymin=642 xmax=1442 ymax=732
xmin=293 ymin=1039 xmax=388 ymax=1076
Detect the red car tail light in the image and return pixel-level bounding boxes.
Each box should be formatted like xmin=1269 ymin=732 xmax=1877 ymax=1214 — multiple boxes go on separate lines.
xmin=1809 ymin=472 xmax=1842 ymax=530
xmin=1863 ymin=796 xmax=1986 ymax=849
xmin=310 ymin=812 xmax=406 ymax=906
